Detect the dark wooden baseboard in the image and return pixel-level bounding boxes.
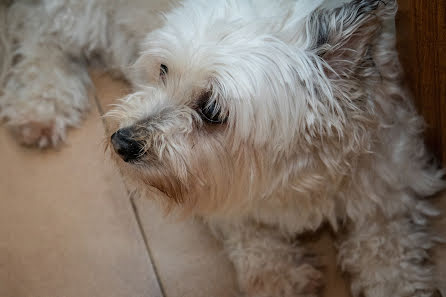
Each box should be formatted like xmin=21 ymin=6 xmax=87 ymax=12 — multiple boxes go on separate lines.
xmin=396 ymin=0 xmax=446 ymax=166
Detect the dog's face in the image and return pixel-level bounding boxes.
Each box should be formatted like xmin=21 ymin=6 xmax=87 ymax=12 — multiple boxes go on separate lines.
xmin=108 ymin=0 xmax=394 ymax=215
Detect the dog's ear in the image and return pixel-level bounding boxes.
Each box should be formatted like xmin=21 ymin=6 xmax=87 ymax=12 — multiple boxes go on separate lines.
xmin=307 ymin=0 xmax=397 ymax=78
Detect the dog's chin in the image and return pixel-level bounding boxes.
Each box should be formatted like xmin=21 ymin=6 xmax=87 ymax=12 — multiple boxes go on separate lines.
xmin=112 ymin=155 xmax=189 ymax=204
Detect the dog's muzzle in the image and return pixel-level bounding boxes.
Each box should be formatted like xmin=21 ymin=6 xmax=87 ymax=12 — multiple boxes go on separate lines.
xmin=111 ymin=128 xmax=144 ymax=162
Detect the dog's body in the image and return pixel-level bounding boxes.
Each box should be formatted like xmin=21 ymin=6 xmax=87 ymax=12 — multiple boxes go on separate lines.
xmin=1 ymin=1 xmax=445 ymax=296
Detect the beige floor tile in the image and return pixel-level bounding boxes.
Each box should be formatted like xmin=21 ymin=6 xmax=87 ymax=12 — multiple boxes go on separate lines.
xmin=133 ymin=196 xmax=239 ymax=297
xmin=90 ymin=70 xmax=131 ymax=116
xmin=0 ymin=102 xmax=162 ymax=297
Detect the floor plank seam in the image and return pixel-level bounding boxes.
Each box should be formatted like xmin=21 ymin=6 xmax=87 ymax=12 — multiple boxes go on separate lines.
xmin=130 ymin=192 xmax=168 ymax=297
xmin=94 ymin=90 xmax=167 ymax=297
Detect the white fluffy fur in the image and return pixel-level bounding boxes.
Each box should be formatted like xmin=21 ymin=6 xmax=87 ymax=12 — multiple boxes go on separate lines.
xmin=1 ymin=1 xmax=445 ymax=297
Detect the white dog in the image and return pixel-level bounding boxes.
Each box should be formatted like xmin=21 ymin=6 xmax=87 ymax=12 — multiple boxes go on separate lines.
xmin=1 ymin=1 xmax=445 ymax=296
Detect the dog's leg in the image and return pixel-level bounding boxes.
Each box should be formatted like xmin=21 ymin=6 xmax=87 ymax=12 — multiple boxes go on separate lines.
xmin=213 ymin=221 xmax=323 ymax=297
xmin=0 ymin=0 xmax=135 ymax=148
xmin=0 ymin=42 xmax=91 ymax=147
xmin=337 ymin=212 xmax=437 ymax=297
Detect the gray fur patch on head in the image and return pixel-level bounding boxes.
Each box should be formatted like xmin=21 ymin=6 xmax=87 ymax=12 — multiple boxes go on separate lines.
xmin=307 ymin=0 xmax=396 ymax=58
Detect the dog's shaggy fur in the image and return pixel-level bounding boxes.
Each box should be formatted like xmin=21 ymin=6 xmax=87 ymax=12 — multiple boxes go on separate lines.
xmin=1 ymin=0 xmax=445 ymax=296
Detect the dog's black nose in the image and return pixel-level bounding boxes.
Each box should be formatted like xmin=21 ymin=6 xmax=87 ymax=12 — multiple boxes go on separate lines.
xmin=111 ymin=128 xmax=144 ymax=162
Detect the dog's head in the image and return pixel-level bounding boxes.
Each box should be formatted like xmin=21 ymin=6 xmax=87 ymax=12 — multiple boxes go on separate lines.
xmin=107 ymin=0 xmax=396 ymax=215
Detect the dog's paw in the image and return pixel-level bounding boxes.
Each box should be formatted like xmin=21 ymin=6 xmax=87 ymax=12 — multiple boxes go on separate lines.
xmin=11 ymin=120 xmax=66 ymax=148
xmin=243 ymin=263 xmax=323 ymax=297
xmin=1 ymin=90 xmax=89 ymax=148
xmin=0 ymin=52 xmax=91 ymax=148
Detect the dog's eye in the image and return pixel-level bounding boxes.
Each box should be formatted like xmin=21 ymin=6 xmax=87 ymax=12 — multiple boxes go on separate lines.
xmin=197 ymin=91 xmax=226 ymax=124
xmin=160 ymin=64 xmax=168 ymax=82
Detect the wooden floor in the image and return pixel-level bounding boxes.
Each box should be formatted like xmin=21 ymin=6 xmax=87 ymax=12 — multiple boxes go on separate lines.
xmin=396 ymin=0 xmax=446 ymax=166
